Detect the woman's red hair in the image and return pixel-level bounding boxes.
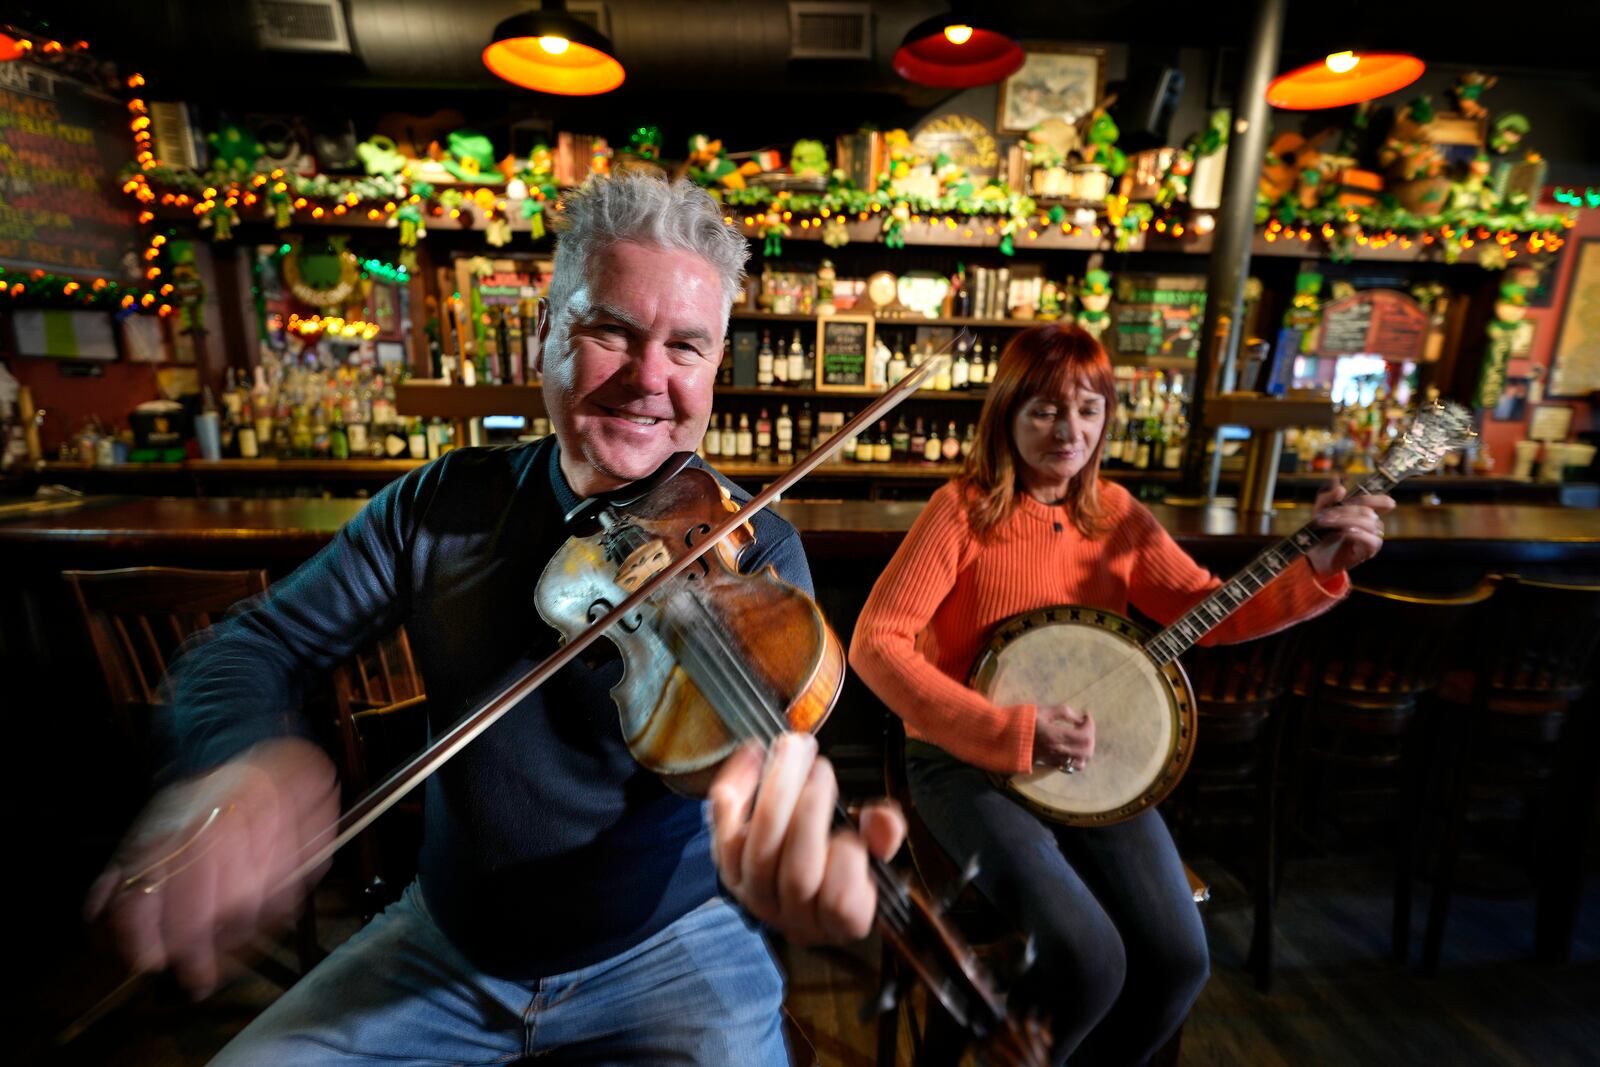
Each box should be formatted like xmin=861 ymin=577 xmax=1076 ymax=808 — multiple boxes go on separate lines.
xmin=957 ymin=323 xmax=1119 ymax=539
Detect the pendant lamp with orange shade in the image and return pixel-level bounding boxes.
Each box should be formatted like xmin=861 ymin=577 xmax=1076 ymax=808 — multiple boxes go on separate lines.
xmin=893 ymin=5 xmax=1024 ymax=89
xmin=1266 ymin=48 xmax=1424 ymax=110
xmin=483 ymin=0 xmax=625 ymax=96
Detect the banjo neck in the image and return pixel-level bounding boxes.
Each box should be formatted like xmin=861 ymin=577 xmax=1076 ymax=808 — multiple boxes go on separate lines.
xmin=1142 ymin=465 xmax=1401 ymax=667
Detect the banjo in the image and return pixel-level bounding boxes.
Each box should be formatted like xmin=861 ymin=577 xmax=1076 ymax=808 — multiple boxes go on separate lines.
xmin=969 ymin=400 xmax=1474 ymax=826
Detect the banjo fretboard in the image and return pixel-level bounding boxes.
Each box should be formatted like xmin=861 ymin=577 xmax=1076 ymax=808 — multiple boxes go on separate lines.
xmin=1142 ymin=466 xmax=1400 ymax=667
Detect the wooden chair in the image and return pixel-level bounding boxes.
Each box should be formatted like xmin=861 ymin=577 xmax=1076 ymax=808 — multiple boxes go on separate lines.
xmin=1422 ymin=575 xmax=1600 ymax=970
xmin=329 ymin=627 xmax=428 ymax=917
xmin=1286 ymin=579 xmax=1497 ymax=964
xmin=876 ymin=716 xmax=1208 ymax=1067
xmin=64 ymin=566 xmax=270 ymax=748
xmin=62 ymin=565 xmax=321 ymax=978
xmin=1170 ymin=624 xmax=1306 ymax=992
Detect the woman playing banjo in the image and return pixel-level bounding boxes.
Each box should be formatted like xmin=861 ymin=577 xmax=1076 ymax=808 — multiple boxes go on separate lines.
xmin=849 ymin=323 xmax=1393 ymax=1065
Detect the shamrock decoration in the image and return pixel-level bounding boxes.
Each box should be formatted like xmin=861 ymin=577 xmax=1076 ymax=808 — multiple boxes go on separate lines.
xmin=357 ymin=135 xmax=408 ymax=177
xmin=208 ymin=124 xmax=263 ymax=175
xmin=822 ymin=214 xmax=850 ymax=248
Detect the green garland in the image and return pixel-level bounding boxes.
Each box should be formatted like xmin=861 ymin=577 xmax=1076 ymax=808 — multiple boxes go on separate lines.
xmin=0 ymin=265 xmax=163 ymax=313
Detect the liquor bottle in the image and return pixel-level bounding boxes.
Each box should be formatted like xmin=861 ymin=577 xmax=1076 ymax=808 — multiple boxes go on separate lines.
xmin=406 ymin=417 xmax=427 ymax=460
xmin=787 ymin=331 xmax=805 ymax=385
xmin=910 ymin=417 xmax=927 ymax=461
xmin=736 ymin=413 xmax=754 ymax=458
xmin=330 ymin=406 xmax=350 ymax=461
xmin=756 ymin=407 xmax=772 ymax=461
xmin=757 ymin=331 xmax=774 ymax=387
xmin=954 ymin=343 xmax=972 ymax=391
xmin=853 ymin=424 xmax=874 ymax=463
xmin=803 ymin=344 xmax=815 ymax=387
xmin=719 ymin=338 xmax=734 ymax=386
xmin=923 ymin=422 xmax=942 ymax=463
xmin=960 ymin=422 xmax=976 ymax=459
xmin=891 ymin=416 xmax=911 ymax=462
xmin=504 ymin=306 xmax=524 ymax=385
xmin=236 ymin=400 xmax=260 ymax=459
xmin=953 ymin=264 xmax=972 ymax=318
xmin=933 ymin=346 xmax=953 ymax=392
xmin=774 ymin=333 xmax=789 ymax=384
xmin=480 ymin=311 xmax=501 ymax=385
xmin=873 ymin=420 xmax=893 ymax=463
xmin=941 ymin=421 xmax=961 ymax=462
xmin=346 ymin=403 xmax=369 ymax=457
xmin=796 ymin=401 xmax=813 ymax=453
xmin=704 ymin=412 xmax=723 ymax=458
xmin=311 ymin=404 xmax=332 ymax=459
xmin=887 ymin=340 xmax=908 ymax=386
xmin=776 ymin=403 xmax=794 ymax=462
xmin=969 ymin=341 xmax=986 ymax=387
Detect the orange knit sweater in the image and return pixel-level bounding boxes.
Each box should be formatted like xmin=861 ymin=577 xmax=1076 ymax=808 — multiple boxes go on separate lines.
xmin=849 ymin=480 xmax=1349 ymax=775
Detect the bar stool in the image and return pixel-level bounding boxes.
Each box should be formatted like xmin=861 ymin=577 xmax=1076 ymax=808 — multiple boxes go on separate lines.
xmin=1169 ymin=623 xmax=1306 ymax=992
xmin=876 ymin=716 xmax=1207 ymax=1067
xmin=1285 ymin=579 xmax=1496 ymax=964
xmin=1422 ymin=575 xmax=1600 ymax=970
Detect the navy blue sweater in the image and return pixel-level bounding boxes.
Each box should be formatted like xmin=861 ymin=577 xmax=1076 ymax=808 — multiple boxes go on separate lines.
xmin=157 ymin=437 xmax=813 ymax=978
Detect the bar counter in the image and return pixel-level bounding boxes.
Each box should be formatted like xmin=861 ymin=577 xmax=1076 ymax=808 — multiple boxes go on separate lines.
xmin=2 ymin=494 xmax=1596 ymax=575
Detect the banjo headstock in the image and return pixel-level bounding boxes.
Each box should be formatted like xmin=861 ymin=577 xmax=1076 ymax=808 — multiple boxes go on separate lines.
xmin=1377 ymin=400 xmax=1476 ymax=481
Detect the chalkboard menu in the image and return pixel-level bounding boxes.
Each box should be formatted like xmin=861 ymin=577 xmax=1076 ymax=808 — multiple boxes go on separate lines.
xmin=1313 ymin=289 xmax=1429 ymax=361
xmin=0 ymin=61 xmax=139 ymax=279
xmin=1110 ymin=273 xmax=1207 ymax=359
xmin=816 ymin=315 xmax=874 ymax=390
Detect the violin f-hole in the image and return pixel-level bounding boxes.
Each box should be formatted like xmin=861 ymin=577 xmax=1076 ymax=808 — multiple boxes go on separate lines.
xmin=588 ymin=598 xmax=643 ymax=634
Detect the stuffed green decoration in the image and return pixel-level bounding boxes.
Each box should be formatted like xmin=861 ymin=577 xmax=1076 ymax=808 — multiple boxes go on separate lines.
xmin=791 ymin=139 xmax=829 ymax=178
xmin=1405 ymin=95 xmax=1435 ymax=126
xmin=882 ymin=202 xmax=909 ymax=250
xmin=357 ymin=135 xmax=408 ymax=177
xmin=1284 ymin=270 xmax=1323 ymax=353
xmin=208 ymin=124 xmax=262 ymax=175
xmin=1490 ymin=113 xmax=1530 ymax=155
xmin=392 ymin=203 xmax=426 ymax=270
xmin=522 ymin=197 xmax=545 ymax=240
xmin=1476 ymin=279 xmax=1528 ymax=410
xmin=1077 ymin=269 xmax=1112 ymax=339
xmin=627 ymin=125 xmax=663 ymax=161
xmin=168 ymin=241 xmax=206 ymax=334
xmin=686 ymin=133 xmax=741 ymax=188
xmin=1081 ymin=111 xmax=1127 ymax=178
xmin=441 ymin=130 xmax=496 ymax=181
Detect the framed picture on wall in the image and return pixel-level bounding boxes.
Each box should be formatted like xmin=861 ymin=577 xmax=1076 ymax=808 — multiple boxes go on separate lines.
xmin=1548 ymin=237 xmax=1600 ymax=396
xmin=997 ymin=45 xmax=1107 ymax=134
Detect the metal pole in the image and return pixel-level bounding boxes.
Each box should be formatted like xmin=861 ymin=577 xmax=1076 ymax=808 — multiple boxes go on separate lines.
xmin=1179 ymin=0 xmax=1286 ymax=499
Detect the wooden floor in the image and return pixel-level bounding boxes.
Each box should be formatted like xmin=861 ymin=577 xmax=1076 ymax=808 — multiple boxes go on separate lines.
xmin=25 ymin=855 xmax=1599 ymax=1066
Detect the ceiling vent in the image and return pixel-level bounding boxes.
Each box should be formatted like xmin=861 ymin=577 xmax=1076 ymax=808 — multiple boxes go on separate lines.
xmin=788 ymin=2 xmax=872 ymax=60
xmin=251 ymin=0 xmax=353 ymax=54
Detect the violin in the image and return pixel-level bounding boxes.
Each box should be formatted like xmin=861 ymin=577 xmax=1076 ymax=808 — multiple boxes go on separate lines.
xmin=108 ymin=333 xmax=1050 ymax=1066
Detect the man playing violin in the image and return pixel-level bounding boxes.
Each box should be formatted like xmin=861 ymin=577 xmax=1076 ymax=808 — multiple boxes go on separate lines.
xmin=88 ymin=172 xmax=905 ymax=1065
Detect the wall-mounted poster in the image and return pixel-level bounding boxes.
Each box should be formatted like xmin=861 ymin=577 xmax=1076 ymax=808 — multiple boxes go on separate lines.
xmin=1549 ymin=238 xmax=1600 ymax=396
xmin=997 ymin=45 xmax=1106 ymax=134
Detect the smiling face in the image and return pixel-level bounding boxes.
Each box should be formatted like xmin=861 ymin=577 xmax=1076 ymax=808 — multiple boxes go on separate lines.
xmin=536 ymin=241 xmax=726 ymax=497
xmin=1010 ymin=376 xmax=1108 ymax=502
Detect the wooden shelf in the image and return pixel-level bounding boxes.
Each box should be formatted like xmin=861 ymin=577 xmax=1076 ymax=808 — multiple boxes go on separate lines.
xmin=716 ymin=385 xmax=986 ymax=402
xmin=730 ymin=310 xmax=1029 ymax=330
xmin=395 ymin=381 xmax=547 ymax=418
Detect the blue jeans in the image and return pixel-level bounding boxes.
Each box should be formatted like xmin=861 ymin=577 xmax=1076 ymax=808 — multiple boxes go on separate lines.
xmin=211 ymin=883 xmax=788 ymax=1065
xmin=907 ymin=745 xmax=1208 ymax=1067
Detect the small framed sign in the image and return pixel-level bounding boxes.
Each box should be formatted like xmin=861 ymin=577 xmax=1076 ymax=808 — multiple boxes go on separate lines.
xmin=1527 ymin=403 xmax=1574 ymax=442
xmin=815 ymin=315 xmax=875 ymax=392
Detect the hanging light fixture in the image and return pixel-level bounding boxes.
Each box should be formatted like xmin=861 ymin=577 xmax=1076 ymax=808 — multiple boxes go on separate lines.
xmin=482 ymin=0 xmax=625 ymax=96
xmin=893 ymin=6 xmax=1024 ymax=89
xmin=1266 ymin=49 xmax=1424 ymax=110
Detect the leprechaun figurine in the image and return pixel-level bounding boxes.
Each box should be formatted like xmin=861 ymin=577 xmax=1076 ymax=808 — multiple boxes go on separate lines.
xmin=1477 ymin=279 xmax=1530 ymax=410
xmin=1077 ymin=268 xmax=1112 ymax=340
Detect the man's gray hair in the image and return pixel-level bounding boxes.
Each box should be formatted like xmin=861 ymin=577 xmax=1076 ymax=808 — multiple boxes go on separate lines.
xmin=546 ymin=172 xmax=749 ymax=322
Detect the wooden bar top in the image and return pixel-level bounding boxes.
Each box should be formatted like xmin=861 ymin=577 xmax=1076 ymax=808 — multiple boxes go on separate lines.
xmin=3 ymin=494 xmax=1595 ymax=548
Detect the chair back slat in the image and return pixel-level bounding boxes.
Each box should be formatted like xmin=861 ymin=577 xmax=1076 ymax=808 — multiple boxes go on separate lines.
xmin=64 ymin=567 xmax=270 ymax=741
xmin=1312 ymin=580 xmax=1497 ymax=706
xmin=1467 ymin=576 xmax=1600 ymax=704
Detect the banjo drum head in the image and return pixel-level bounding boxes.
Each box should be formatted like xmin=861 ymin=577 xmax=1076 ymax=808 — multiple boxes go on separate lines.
xmin=971 ymin=607 xmax=1192 ymax=825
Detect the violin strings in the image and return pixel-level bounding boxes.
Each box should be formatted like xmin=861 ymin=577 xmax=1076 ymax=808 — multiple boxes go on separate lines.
xmin=659 ymin=580 xmax=916 ymax=933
